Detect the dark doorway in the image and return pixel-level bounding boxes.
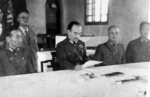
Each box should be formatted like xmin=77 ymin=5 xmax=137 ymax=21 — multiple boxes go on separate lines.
xmin=46 ymin=0 xmax=61 ymax=48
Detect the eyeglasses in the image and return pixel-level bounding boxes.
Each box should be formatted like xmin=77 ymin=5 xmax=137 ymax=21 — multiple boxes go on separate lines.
xmin=19 ymin=17 xmax=29 ymax=19
xmin=74 ymin=32 xmax=81 ymax=36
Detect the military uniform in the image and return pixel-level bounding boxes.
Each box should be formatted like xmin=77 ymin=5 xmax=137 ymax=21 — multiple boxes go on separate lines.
xmin=19 ymin=27 xmax=38 ymax=72
xmin=0 ymin=45 xmax=34 ymax=76
xmin=126 ymin=37 xmax=150 ymax=63
xmin=56 ymin=37 xmax=88 ymax=70
xmin=93 ymin=41 xmax=125 ymax=66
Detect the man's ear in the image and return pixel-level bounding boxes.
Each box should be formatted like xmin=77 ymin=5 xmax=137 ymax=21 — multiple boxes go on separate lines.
xmin=67 ymin=30 xmax=71 ymax=35
xmin=6 ymin=37 xmax=10 ymax=42
xmin=67 ymin=30 xmax=69 ymax=34
xmin=17 ymin=17 xmax=20 ymax=22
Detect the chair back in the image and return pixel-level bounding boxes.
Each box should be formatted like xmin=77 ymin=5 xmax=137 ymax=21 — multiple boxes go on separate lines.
xmin=51 ymin=51 xmax=60 ymax=71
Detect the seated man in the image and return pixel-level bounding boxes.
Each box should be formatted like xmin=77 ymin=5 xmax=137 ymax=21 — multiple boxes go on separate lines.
xmin=93 ymin=26 xmax=125 ymax=66
xmin=56 ymin=21 xmax=88 ymax=70
xmin=126 ymin=22 xmax=150 ymax=63
xmin=0 ymin=30 xmax=35 ymax=76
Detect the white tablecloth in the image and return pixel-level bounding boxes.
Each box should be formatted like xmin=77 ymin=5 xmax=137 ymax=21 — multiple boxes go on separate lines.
xmin=0 ymin=62 xmax=149 ymax=97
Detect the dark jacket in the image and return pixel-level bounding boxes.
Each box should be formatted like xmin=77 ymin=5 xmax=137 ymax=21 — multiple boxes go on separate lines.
xmin=0 ymin=46 xmax=34 ymax=76
xmin=126 ymin=37 xmax=150 ymax=63
xmin=93 ymin=41 xmax=125 ymax=66
xmin=18 ymin=27 xmax=38 ymax=72
xmin=56 ymin=37 xmax=88 ymax=70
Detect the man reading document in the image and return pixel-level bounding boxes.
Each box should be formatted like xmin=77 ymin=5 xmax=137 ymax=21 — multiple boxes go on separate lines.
xmin=56 ymin=21 xmax=89 ymax=70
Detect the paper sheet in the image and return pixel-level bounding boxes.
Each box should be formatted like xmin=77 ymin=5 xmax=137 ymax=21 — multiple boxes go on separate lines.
xmin=82 ymin=60 xmax=102 ymax=68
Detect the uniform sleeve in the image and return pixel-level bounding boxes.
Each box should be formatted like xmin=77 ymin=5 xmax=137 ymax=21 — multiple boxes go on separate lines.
xmin=92 ymin=45 xmax=102 ymax=61
xmin=125 ymin=42 xmax=133 ymax=63
xmin=56 ymin=43 xmax=76 ymax=70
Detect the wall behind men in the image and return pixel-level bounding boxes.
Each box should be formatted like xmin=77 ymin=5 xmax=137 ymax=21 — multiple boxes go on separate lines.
xmin=62 ymin=0 xmax=149 ymax=48
xmin=25 ymin=0 xmax=149 ymax=48
xmin=26 ymin=0 xmax=46 ymax=35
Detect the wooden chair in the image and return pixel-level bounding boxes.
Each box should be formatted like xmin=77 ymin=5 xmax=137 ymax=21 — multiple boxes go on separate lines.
xmin=51 ymin=51 xmax=60 ymax=71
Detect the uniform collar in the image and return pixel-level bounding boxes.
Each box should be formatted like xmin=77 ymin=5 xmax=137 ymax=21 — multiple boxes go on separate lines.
xmin=8 ymin=47 xmax=19 ymax=52
xmin=66 ymin=37 xmax=78 ymax=44
xmin=69 ymin=40 xmax=78 ymax=44
xmin=19 ymin=26 xmax=28 ymax=32
xmin=140 ymin=37 xmax=149 ymax=43
xmin=108 ymin=39 xmax=118 ymax=45
xmin=6 ymin=44 xmax=20 ymax=52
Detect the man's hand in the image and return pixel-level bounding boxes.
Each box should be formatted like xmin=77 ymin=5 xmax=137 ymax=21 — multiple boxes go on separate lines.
xmin=74 ymin=65 xmax=82 ymax=70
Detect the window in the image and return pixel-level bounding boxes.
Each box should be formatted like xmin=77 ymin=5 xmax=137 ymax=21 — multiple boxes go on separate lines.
xmin=85 ymin=0 xmax=109 ymax=25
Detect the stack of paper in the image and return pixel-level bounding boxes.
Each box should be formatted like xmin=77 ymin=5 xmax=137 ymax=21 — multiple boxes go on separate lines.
xmin=82 ymin=60 xmax=102 ymax=68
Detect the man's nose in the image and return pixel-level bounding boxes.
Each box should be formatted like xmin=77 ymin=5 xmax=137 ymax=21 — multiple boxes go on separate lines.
xmin=76 ymin=34 xmax=80 ymax=38
xmin=19 ymin=38 xmax=23 ymax=41
xmin=113 ymin=34 xmax=117 ymax=37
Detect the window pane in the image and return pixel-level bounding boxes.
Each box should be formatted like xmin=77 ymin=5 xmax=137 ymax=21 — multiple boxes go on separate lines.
xmin=92 ymin=15 xmax=95 ymax=22
xmin=95 ymin=0 xmax=101 ymax=22
xmin=86 ymin=5 xmax=92 ymax=15
xmin=95 ymin=0 xmax=101 ymax=16
xmin=95 ymin=14 xmax=100 ymax=22
xmin=101 ymin=14 xmax=107 ymax=22
xmin=85 ymin=0 xmax=109 ymax=24
xmin=87 ymin=16 xmax=92 ymax=22
xmin=88 ymin=4 xmax=92 ymax=10
xmin=101 ymin=0 xmax=108 ymax=14
xmin=89 ymin=0 xmax=92 ymax=3
xmin=88 ymin=9 xmax=92 ymax=15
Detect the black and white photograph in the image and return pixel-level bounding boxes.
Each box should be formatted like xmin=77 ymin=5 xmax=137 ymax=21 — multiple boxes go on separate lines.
xmin=0 ymin=0 xmax=149 ymax=97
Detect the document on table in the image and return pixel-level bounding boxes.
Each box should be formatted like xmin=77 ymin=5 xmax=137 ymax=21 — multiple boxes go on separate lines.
xmin=82 ymin=60 xmax=102 ymax=68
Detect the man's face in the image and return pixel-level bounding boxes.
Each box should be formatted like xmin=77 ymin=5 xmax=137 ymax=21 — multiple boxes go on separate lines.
xmin=140 ymin=24 xmax=150 ymax=39
xmin=0 ymin=9 xmax=3 ymax=22
xmin=68 ymin=25 xmax=82 ymax=42
xmin=9 ymin=31 xmax=22 ymax=49
xmin=18 ymin=12 xmax=29 ymax=26
xmin=108 ymin=27 xmax=119 ymax=42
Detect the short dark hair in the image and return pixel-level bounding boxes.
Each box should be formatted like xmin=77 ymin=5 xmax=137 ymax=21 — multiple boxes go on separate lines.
xmin=108 ymin=25 xmax=119 ymax=31
xmin=140 ymin=21 xmax=150 ymax=30
xmin=18 ymin=10 xmax=29 ymax=17
xmin=67 ymin=21 xmax=81 ymax=30
xmin=7 ymin=30 xmax=20 ymax=38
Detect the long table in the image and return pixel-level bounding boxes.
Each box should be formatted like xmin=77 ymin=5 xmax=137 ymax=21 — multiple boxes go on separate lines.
xmin=0 ymin=62 xmax=149 ymax=97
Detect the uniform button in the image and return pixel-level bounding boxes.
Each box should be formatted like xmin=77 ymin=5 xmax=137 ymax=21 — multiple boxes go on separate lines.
xmin=10 ymin=58 xmax=13 ymax=61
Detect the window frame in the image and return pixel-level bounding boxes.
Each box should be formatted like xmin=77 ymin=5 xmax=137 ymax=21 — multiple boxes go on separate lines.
xmin=85 ymin=0 xmax=109 ymax=25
